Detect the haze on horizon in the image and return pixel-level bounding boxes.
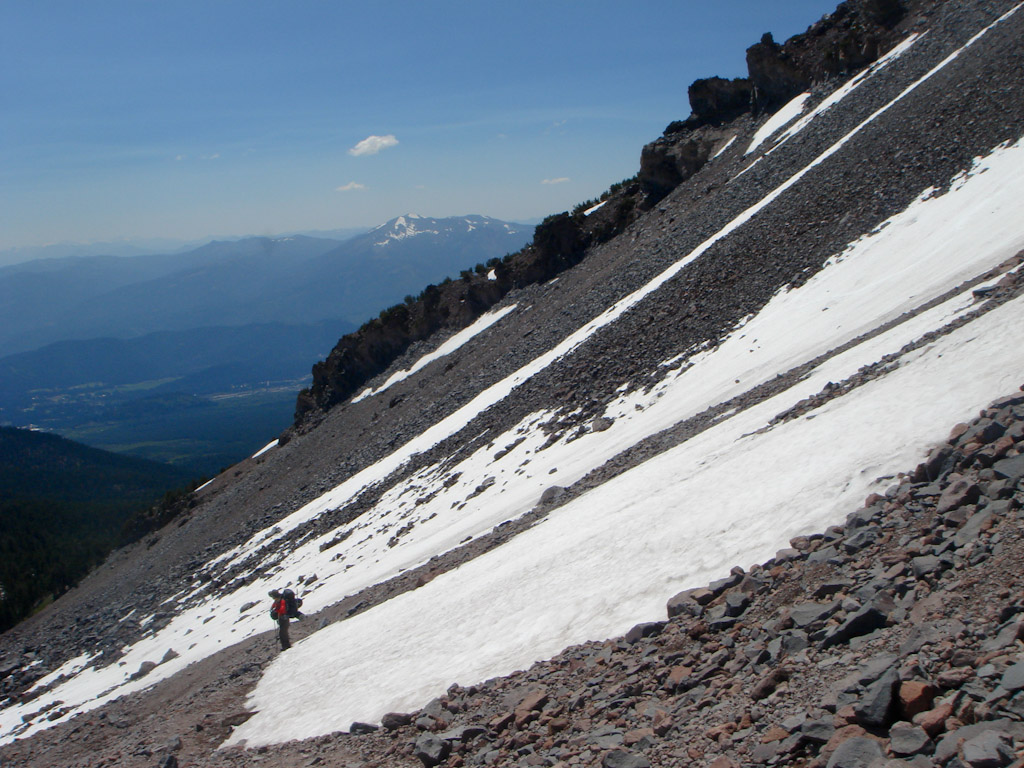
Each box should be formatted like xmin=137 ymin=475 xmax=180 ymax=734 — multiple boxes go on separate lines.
xmin=1 ymin=0 xmax=838 ymax=255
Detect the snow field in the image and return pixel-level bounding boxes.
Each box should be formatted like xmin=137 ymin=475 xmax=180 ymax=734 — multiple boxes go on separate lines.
xmin=231 ymin=290 xmax=1024 ymax=746
xmin=744 ymin=91 xmax=811 ymax=156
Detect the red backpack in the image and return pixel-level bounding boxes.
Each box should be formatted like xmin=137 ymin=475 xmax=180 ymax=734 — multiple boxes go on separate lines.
xmin=270 ymin=597 xmax=288 ymax=620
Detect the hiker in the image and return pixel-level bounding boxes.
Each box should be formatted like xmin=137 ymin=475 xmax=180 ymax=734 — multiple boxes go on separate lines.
xmin=268 ymin=588 xmax=303 ymax=650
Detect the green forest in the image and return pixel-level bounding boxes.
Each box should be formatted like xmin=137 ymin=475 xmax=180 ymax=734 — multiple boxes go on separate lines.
xmin=0 ymin=426 xmax=195 ymax=632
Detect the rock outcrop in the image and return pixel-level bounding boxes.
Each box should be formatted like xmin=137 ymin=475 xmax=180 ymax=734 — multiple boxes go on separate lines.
xmin=638 ymin=0 xmax=913 ymax=205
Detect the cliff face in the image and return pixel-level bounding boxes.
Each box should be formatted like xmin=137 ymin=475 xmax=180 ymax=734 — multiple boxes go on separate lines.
xmin=640 ymin=0 xmax=915 ymax=204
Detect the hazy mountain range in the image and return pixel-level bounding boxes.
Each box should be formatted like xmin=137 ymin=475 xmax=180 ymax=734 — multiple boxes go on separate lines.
xmin=0 ymin=215 xmax=531 ymax=473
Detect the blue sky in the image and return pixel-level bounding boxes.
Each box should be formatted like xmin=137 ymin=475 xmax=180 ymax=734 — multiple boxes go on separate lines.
xmin=0 ymin=1 xmax=839 ymax=251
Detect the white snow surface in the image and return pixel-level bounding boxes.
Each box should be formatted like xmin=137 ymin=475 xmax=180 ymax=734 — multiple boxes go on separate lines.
xmin=352 ymin=303 xmax=519 ymax=403
xmin=2 ymin=9 xmax=1023 ymax=747
xmin=744 ymin=92 xmax=811 ymax=155
xmin=251 ymin=439 xmax=278 ymax=459
xmin=712 ymin=135 xmax=737 ymax=159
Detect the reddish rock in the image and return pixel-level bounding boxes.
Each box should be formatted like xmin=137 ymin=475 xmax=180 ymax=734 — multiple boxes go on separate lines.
xmin=936 ymin=477 xmax=980 ymax=514
xmin=489 ymin=712 xmax=514 ymax=732
xmin=914 ymin=702 xmax=954 ymax=737
xmin=949 ymin=424 xmax=970 ymax=442
xmin=624 ymin=727 xmax=654 ymax=746
xmin=652 ymin=710 xmax=674 ymax=737
xmin=667 ymin=665 xmax=693 ymax=689
xmin=514 ymin=709 xmax=539 ymax=728
xmin=834 ymin=706 xmax=858 ymax=726
xmin=760 ymin=726 xmax=790 ymax=743
xmin=899 ymin=680 xmax=938 ymax=720
xmin=547 ymin=717 xmax=569 ymax=734
xmin=705 ymin=722 xmax=737 ymax=740
xmin=517 ymin=690 xmax=549 ymax=714
xmin=689 ymin=588 xmax=716 ymax=606
xmin=751 ymin=667 xmax=790 ymax=700
xmin=708 ymin=757 xmax=739 ymax=768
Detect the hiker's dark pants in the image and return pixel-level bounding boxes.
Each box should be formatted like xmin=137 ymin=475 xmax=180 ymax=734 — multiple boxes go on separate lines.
xmin=277 ymin=617 xmax=291 ymax=650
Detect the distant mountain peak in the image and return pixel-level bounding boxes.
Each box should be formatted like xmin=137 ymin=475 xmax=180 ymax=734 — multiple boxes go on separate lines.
xmin=369 ymin=213 xmax=526 ymax=247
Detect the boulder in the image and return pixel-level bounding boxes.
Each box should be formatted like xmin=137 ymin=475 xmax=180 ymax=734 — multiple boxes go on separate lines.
xmin=960 ymin=729 xmax=1015 ymax=768
xmin=853 ymin=667 xmax=900 ymax=728
xmin=825 ymin=736 xmax=885 ymax=768
xmin=602 ymin=748 xmax=652 ymax=768
xmin=789 ymin=601 xmax=839 ymax=628
xmin=936 ymin=477 xmax=981 ymax=513
xmin=381 ymin=711 xmax=415 ymax=730
xmin=820 ymin=606 xmax=888 ymax=650
xmin=666 ymin=591 xmax=704 ymax=619
xmin=899 ymin=680 xmax=938 ymax=720
xmin=992 ymin=454 xmax=1024 ymax=482
xmin=888 ymin=723 xmax=931 ymax=756
xmin=625 ymin=621 xmax=667 ymax=644
xmin=414 ymin=733 xmax=451 ymax=767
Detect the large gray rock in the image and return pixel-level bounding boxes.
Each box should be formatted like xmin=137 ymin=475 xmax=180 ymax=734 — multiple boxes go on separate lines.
xmin=935 ymin=721 xmax=1023 ymax=765
xmin=414 ymin=734 xmax=451 ymax=767
xmin=993 ymin=454 xmax=1024 ymax=483
xmin=381 ymin=711 xmax=414 ymax=730
xmin=724 ymin=591 xmax=751 ymax=617
xmin=666 ymin=590 xmax=704 ymax=619
xmin=602 ymin=749 xmax=652 ymax=768
xmin=911 ymin=554 xmax=944 ymax=580
xmin=999 ymin=660 xmax=1024 ymax=692
xmin=854 ymin=667 xmax=900 ymax=728
xmin=826 ymin=736 xmax=885 ymax=768
xmin=960 ymin=729 xmax=1015 ymax=768
xmin=790 ymin=601 xmax=839 ymax=628
xmin=937 ymin=477 xmax=981 ymax=513
xmin=625 ymin=621 xmax=666 ymax=644
xmin=843 ymin=527 xmax=881 ymax=553
xmin=961 ymin=419 xmax=1006 ymax=446
xmin=800 ymin=719 xmax=836 ymax=745
xmin=889 ymin=724 xmax=931 ymax=756
xmin=820 ymin=606 xmax=888 ymax=650
xmin=954 ymin=509 xmax=995 ymax=548
xmin=899 ymin=619 xmax=966 ymax=655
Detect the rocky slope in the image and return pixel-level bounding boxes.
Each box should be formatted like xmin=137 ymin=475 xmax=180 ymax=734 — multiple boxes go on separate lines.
xmin=2 ymin=387 xmax=1023 ymax=768
xmin=1 ymin=0 xmax=1024 ymax=765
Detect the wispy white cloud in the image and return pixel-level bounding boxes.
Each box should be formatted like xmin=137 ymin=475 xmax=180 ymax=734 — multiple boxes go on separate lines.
xmin=349 ymin=135 xmax=399 ymax=156
xmin=201 ymin=153 xmax=221 ymax=161
xmin=542 ymin=177 xmax=570 ymax=185
xmin=335 ymin=181 xmax=367 ymax=192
